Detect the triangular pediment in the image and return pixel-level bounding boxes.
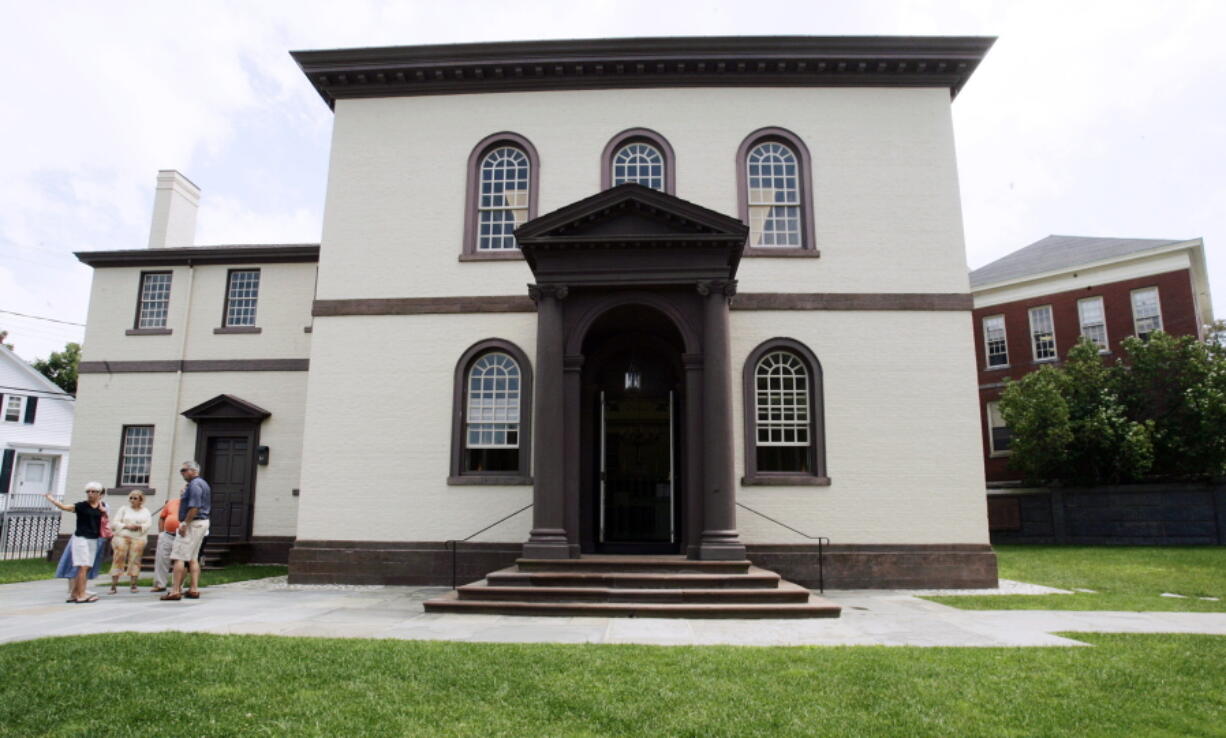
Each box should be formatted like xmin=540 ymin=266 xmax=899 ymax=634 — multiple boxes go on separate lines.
xmin=516 ymin=184 xmax=747 ymax=282
xmin=182 ymin=394 xmax=271 ymax=422
xmin=516 ymin=183 xmax=748 ymax=242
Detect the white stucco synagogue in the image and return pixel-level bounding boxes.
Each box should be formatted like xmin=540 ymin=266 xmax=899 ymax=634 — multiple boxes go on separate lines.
xmin=68 ymin=36 xmax=998 ymax=595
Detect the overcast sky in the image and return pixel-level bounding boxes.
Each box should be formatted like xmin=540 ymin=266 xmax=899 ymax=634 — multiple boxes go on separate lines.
xmin=1 ymin=0 xmax=1223 ymax=361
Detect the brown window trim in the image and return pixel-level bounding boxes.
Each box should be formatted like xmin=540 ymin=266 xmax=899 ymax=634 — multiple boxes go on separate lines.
xmin=600 ymin=127 xmax=676 ymax=194
xmin=115 ymin=424 xmax=155 ymax=489
xmin=221 ymin=268 xmax=261 ymax=329
xmin=446 ymin=475 xmax=533 ymax=486
xmin=448 ymin=338 xmax=534 ymax=484
xmin=110 ymin=485 xmax=157 ymax=496
xmin=133 ymin=270 xmax=173 ymax=331
xmin=461 ymin=132 xmax=540 ymax=261
xmin=214 ymin=326 xmax=263 ymax=335
xmin=741 ymin=337 xmax=828 ymax=485
xmin=736 ymin=126 xmax=817 ymax=256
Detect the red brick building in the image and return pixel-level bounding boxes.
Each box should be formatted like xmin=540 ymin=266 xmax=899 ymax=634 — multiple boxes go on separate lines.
xmin=970 ymin=235 xmax=1213 ymax=485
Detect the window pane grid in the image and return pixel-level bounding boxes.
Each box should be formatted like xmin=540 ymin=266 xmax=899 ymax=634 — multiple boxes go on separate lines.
xmin=612 ymin=143 xmax=664 ymax=190
xmin=755 ymin=352 xmax=810 ymax=446
xmin=1132 ymin=288 xmax=1162 ymax=339
xmin=477 ymin=147 xmax=530 ymax=251
xmin=120 ymin=426 xmax=153 ymax=486
xmin=137 ymin=272 xmax=172 ymax=329
xmin=747 ymin=142 xmax=801 ymax=248
xmin=466 ymin=353 xmax=521 ymax=448
xmin=983 ymin=315 xmax=1008 ymax=367
xmin=225 ymin=270 xmax=260 ymax=327
xmin=4 ymin=395 xmax=22 ymax=422
xmin=1029 ymin=306 xmax=1056 ymax=360
xmin=1078 ymin=297 xmax=1108 ymax=349
xmin=987 ymin=401 xmax=1012 ymax=453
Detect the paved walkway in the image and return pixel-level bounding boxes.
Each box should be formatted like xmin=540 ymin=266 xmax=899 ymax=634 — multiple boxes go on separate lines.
xmin=3 ymin=577 xmax=1225 ymax=648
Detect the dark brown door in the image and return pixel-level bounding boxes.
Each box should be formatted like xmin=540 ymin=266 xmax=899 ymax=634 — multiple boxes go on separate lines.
xmin=204 ymin=435 xmax=253 ymax=541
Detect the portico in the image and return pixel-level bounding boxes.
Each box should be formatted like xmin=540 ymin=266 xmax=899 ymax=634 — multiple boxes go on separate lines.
xmin=517 ymin=184 xmax=749 ymax=561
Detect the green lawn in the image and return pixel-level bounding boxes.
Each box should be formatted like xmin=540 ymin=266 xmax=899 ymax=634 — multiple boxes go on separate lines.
xmin=0 ymin=633 xmax=1222 ymax=737
xmin=927 ymin=545 xmax=1226 ymax=612
xmin=0 ymin=557 xmax=286 ymax=587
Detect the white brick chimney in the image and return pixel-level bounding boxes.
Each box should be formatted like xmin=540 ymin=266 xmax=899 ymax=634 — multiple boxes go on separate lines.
xmin=147 ymin=170 xmax=200 ymax=249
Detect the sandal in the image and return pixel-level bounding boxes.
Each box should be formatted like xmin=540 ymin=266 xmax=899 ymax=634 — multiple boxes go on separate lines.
xmin=108 ymin=585 xmax=118 ymax=595
xmin=150 ymin=587 xmax=167 ymax=592
xmin=159 ymin=593 xmax=182 ymax=601
xmin=130 ymin=585 xmax=139 ymax=593
xmin=73 ymin=595 xmax=99 ymax=603
xmin=185 ymin=591 xmax=201 ymax=599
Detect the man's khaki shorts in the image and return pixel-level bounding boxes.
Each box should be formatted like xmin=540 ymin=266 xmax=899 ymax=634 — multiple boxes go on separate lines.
xmin=170 ymin=519 xmax=210 ymax=562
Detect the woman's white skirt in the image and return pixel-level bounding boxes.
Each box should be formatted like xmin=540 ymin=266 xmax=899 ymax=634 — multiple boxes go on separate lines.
xmin=68 ymin=536 xmax=98 ymax=568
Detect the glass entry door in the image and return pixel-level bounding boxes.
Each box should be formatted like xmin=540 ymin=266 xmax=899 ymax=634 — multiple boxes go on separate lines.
xmin=600 ymin=391 xmax=674 ymax=546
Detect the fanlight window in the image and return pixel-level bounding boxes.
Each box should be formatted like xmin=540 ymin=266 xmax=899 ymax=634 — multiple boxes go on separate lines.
xmin=755 ymin=351 xmax=811 ymax=472
xmin=612 ymin=142 xmax=664 ymax=191
xmin=465 ymin=352 xmax=521 ymax=472
xmin=477 ymin=147 xmax=530 ymax=251
xmin=746 ymin=142 xmax=801 ymax=248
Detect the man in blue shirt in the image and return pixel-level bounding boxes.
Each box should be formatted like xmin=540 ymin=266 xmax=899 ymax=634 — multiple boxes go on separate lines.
xmin=161 ymin=460 xmax=211 ymax=601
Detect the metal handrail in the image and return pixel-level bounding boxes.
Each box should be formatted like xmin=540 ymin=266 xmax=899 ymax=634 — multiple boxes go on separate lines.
xmin=444 ymin=503 xmax=534 ymax=590
xmin=736 ymin=501 xmax=829 ymax=593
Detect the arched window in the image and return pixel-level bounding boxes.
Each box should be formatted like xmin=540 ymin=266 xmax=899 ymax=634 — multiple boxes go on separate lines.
xmin=736 ymin=128 xmax=816 ymax=255
xmin=449 ymin=340 xmax=533 ymax=484
xmin=612 ymin=143 xmax=664 ymax=190
xmin=462 ymin=133 xmax=540 ymax=260
xmin=600 ymin=128 xmax=676 ymax=194
xmin=742 ymin=338 xmax=828 ymax=485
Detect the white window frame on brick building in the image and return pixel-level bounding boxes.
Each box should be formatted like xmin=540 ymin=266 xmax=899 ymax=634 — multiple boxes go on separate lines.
xmin=1131 ymin=287 xmax=1163 ymax=340
xmin=986 ymin=401 xmax=1012 ymax=457
xmin=982 ymin=314 xmax=1008 ymax=368
xmin=1029 ymin=305 xmax=1057 ymax=361
xmin=1078 ymin=296 xmax=1108 ymax=351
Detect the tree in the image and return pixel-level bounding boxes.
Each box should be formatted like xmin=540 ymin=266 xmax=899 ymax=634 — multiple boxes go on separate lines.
xmin=999 ymin=331 xmax=1226 ymax=485
xmin=1113 ymin=331 xmax=1226 ymax=478
xmin=999 ymin=338 xmax=1154 ymax=486
xmin=0 ymin=330 xmax=12 ymax=351
xmin=32 ymin=342 xmax=80 ymax=395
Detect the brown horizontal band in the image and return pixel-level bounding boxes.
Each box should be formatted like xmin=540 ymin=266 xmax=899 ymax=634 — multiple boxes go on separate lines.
xmin=80 ymin=359 xmax=310 ymax=374
xmin=313 ymin=296 xmax=536 ymax=316
xmin=313 ymin=292 xmax=972 ymax=316
xmin=734 ymin=293 xmax=973 ymax=311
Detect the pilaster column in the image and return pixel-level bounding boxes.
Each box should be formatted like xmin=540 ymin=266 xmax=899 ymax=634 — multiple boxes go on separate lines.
xmin=697 ymin=280 xmax=747 ymax=561
xmin=682 ymin=352 xmax=705 ymax=559
xmin=524 ymin=284 xmax=573 ymax=559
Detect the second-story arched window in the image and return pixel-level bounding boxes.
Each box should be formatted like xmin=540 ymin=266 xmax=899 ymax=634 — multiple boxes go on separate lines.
xmin=478 ymin=146 xmax=530 ymax=251
xmin=612 ymin=142 xmax=664 ymax=190
xmin=736 ymin=127 xmax=816 ymax=254
xmin=462 ymin=133 xmax=540 ymax=259
xmin=600 ymin=128 xmax=676 ymax=194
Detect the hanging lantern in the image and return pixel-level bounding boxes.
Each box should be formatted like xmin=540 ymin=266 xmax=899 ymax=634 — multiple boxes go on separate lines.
xmin=624 ymin=360 xmax=642 ymax=392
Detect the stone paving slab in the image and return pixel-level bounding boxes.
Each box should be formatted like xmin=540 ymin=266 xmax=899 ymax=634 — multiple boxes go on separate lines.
xmin=1 ymin=577 xmax=1224 ymax=648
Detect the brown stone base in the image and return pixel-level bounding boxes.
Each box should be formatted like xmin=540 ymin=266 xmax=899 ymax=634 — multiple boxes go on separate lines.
xmin=289 ymin=540 xmax=522 ymax=586
xmin=747 ymin=543 xmax=998 ymax=589
xmin=288 ymin=540 xmax=998 ymax=589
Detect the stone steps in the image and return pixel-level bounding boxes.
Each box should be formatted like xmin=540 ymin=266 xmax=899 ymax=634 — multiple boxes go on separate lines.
xmin=486 ymin=570 xmax=781 ymax=589
xmin=423 ymin=555 xmax=841 ymax=619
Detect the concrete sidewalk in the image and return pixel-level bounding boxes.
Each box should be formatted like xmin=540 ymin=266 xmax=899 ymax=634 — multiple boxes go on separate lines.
xmin=2 ymin=577 xmax=1225 ymax=648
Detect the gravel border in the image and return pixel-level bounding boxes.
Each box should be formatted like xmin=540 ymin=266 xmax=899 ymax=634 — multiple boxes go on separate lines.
xmin=904 ymin=579 xmax=1073 ymax=596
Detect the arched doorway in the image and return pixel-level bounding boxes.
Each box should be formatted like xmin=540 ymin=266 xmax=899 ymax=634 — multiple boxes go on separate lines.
xmin=579 ymin=305 xmax=685 ymax=553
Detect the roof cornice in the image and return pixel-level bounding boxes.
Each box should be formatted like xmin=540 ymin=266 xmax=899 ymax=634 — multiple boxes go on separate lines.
xmin=291 ymin=35 xmax=995 ymax=109
xmin=75 ymin=244 xmax=320 ymax=268
xmin=971 ymin=238 xmax=1204 ymax=294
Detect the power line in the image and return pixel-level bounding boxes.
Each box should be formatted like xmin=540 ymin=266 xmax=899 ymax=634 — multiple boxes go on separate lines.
xmin=0 ymin=309 xmax=85 ymax=327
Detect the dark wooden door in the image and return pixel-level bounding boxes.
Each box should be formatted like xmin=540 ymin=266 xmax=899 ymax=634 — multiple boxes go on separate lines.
xmin=204 ymin=435 xmax=253 ymax=541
